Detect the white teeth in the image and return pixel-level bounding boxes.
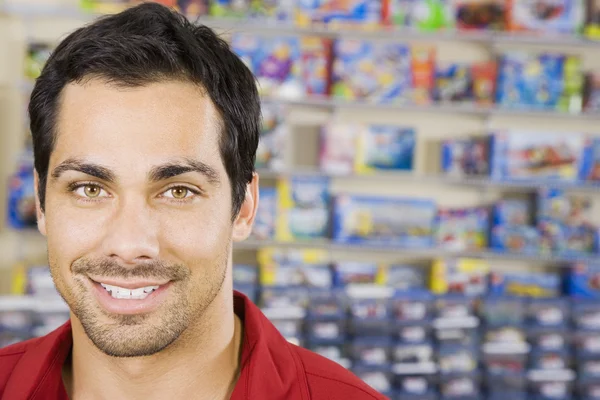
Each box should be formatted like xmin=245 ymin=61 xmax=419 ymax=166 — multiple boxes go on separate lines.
xmin=100 ymin=283 xmax=160 ymax=300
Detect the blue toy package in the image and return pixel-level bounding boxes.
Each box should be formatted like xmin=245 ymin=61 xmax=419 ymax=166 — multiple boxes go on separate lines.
xmin=295 ymin=0 xmax=383 ymax=27
xmin=493 ymin=199 xmax=532 ymax=226
xmin=350 ymin=336 xmax=392 ymax=367
xmin=483 ymin=344 xmax=529 ymax=376
xmin=391 ymin=291 xmax=432 ymax=324
xmin=529 ymin=348 xmax=571 ymax=371
xmin=7 ymin=153 xmax=37 ymax=230
xmin=349 ymin=297 xmax=391 ymax=336
xmin=495 ymin=52 xmax=567 ymax=111
xmin=434 ymin=63 xmax=473 ymax=103
xmin=438 ymin=345 xmax=479 ymax=374
xmin=580 ymin=137 xmax=600 ymax=182
xmin=481 ymin=296 xmax=527 ymax=327
xmin=392 ymin=364 xmax=438 ymax=399
xmin=256 ymin=103 xmax=288 ymax=171
xmin=490 ymin=130 xmax=586 ymax=182
xmin=333 ymin=262 xmax=383 ymax=287
xmin=251 ymin=186 xmax=277 ymax=240
xmin=528 ymin=328 xmax=569 ymax=352
xmin=434 ymin=295 xmax=477 ymax=320
xmin=232 ymin=264 xmax=258 ymax=286
xmin=537 ymin=188 xmax=592 ymax=225
xmin=573 ymin=300 xmax=600 ymax=331
xmin=507 ymin=0 xmax=585 ymax=34
xmin=260 ymin=286 xmax=309 ymax=310
xmin=566 ymin=262 xmax=600 ymax=299
xmin=527 ymin=298 xmax=569 ymax=328
xmin=435 ymin=207 xmax=489 ymax=251
xmin=386 ymin=265 xmax=427 ymax=292
xmin=258 ymin=249 xmax=332 ymax=288
xmin=393 ymin=342 xmax=434 ymax=364
xmin=332 ymin=39 xmax=412 ymax=104
xmin=396 ymin=322 xmax=432 ymax=344
xmin=306 ymin=318 xmax=346 ymax=344
xmin=489 ymin=271 xmax=561 ymax=298
xmin=332 ymin=194 xmax=436 ymax=248
xmin=306 ymin=290 xmax=346 ymax=319
xmin=276 ymin=176 xmax=330 ymax=241
xmin=490 ymin=224 xmax=540 ymax=255
xmin=441 ymin=137 xmax=490 ymax=177
xmin=355 ymin=125 xmax=415 ymax=173
xmin=574 ymin=330 xmax=600 ymax=359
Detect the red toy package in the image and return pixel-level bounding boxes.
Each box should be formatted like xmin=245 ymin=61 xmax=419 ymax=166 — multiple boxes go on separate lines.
xmin=300 ymin=37 xmax=333 ymax=98
xmin=453 ymin=0 xmax=507 ymax=31
xmin=471 ymin=61 xmax=498 ymax=106
xmin=411 ymin=45 xmax=436 ymax=105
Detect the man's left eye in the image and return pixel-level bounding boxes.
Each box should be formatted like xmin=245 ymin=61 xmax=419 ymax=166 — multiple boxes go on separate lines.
xmin=163 ymin=187 xmax=194 ymax=199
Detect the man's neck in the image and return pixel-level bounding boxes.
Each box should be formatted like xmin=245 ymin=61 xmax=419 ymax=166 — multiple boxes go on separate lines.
xmin=63 ymin=295 xmax=243 ymax=400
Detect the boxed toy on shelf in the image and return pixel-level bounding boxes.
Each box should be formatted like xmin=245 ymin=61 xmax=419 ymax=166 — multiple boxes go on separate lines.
xmin=490 ymin=130 xmax=586 ymax=182
xmin=586 ymin=0 xmax=600 ymax=38
xmin=7 ymin=151 xmax=37 ymax=230
xmin=434 ymin=63 xmax=473 ymax=103
xmin=441 ymin=136 xmax=490 ymax=177
xmin=332 ymin=262 xmax=385 ymax=286
xmin=251 ymin=186 xmax=277 ymax=240
xmin=489 ymin=271 xmax=561 ymax=298
xmin=471 ymin=61 xmax=498 ymax=105
xmin=24 ymin=43 xmax=53 ymax=84
xmin=430 ymin=258 xmax=489 ymax=296
xmin=332 ymin=39 xmax=412 ymax=103
xmin=332 ymin=194 xmax=436 ymax=247
xmin=435 ymin=207 xmax=490 ymax=251
xmin=319 ymin=122 xmax=360 ymax=175
xmin=294 ymin=0 xmax=383 ymax=28
xmin=584 ymin=72 xmax=600 ymax=111
xmin=354 ymin=125 xmax=416 ymax=173
xmin=580 ymin=137 xmax=600 ymax=181
xmin=178 ymin=0 xmax=208 ymax=17
xmin=453 ymin=0 xmax=506 ymax=30
xmin=411 ymin=45 xmax=436 ymax=105
xmin=209 ymin=0 xmax=292 ymax=20
xmin=384 ymin=0 xmax=454 ymax=31
xmin=506 ymin=0 xmax=586 ymax=34
xmin=566 ymin=262 xmax=600 ymax=299
xmin=276 ymin=176 xmax=330 ymax=241
xmin=255 ymin=103 xmax=288 ymax=171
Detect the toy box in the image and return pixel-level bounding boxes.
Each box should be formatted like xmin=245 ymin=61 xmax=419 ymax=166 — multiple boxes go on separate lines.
xmin=256 ymin=103 xmax=288 ymax=170
xmin=391 ymin=291 xmax=433 ymax=323
xmin=430 ymin=258 xmax=490 ymax=297
xmin=177 ymin=0 xmax=208 ymax=16
xmin=251 ymin=186 xmax=277 ymax=240
xmin=349 ymin=297 xmax=392 ymax=336
xmin=586 ymin=0 xmax=600 ymax=38
xmin=574 ymin=330 xmax=600 ymax=358
xmin=493 ymin=198 xmax=532 ymax=226
xmin=495 ymin=53 xmax=567 ymax=111
xmin=319 ymin=122 xmax=360 ymax=175
xmin=438 ymin=345 xmax=479 ymax=374
xmin=246 ymin=0 xmax=295 ymax=21
xmin=471 ymin=61 xmax=498 ymax=105
xmin=490 ymin=131 xmax=586 ymax=182
xmin=483 ymin=345 xmax=528 ymax=375
xmin=453 ymin=0 xmax=506 ymax=30
xmin=7 ymin=155 xmax=37 ymax=230
xmin=0 ymin=296 xmax=35 ymax=337
xmin=306 ymin=290 xmax=346 ymax=319
xmin=354 ymin=125 xmax=416 ymax=173
xmin=393 ymin=342 xmax=434 ymax=364
xmin=209 ymin=0 xmax=251 ymax=17
xmin=490 ymin=225 xmax=540 ymax=254
xmin=332 ymin=39 xmax=412 ymax=104
xmin=434 ymin=63 xmax=473 ymax=103
xmin=385 ymin=265 xmax=428 ymax=291
xmin=580 ymin=137 xmax=600 ymax=181
xmin=332 ymin=195 xmax=436 ymax=248
xmin=537 ymin=188 xmax=592 ymax=226
xmin=507 ymin=0 xmax=586 ymax=34
xmin=295 ymin=0 xmax=383 ymax=28
xmin=441 ymin=137 xmax=490 ymax=177
xmin=482 ymin=297 xmax=526 ymax=327
xmin=232 ymin=264 xmax=258 ymax=286
xmin=557 ymin=55 xmax=584 ymax=114
xmin=392 ymin=366 xmax=437 ymax=399
xmin=567 ymin=262 xmax=600 ymax=299
xmin=411 ymin=46 xmax=436 ymax=105
xmin=573 ymin=300 xmax=600 ymax=331
xmin=529 ymin=328 xmax=569 ymax=352
xmin=396 ymin=322 xmax=432 ymax=344
xmin=435 ymin=207 xmax=489 ymax=251
xmin=351 ymin=365 xmax=394 ymax=394
xmin=489 ymin=271 xmax=561 ymax=298
xmin=24 ymin=43 xmax=52 ymax=82
xmin=80 ymin=0 xmax=131 ymax=13
xmin=276 ymin=176 xmax=330 ymax=241
xmin=529 ymin=348 xmax=571 ymax=371
xmin=306 ymin=318 xmax=346 ymax=343
xmin=439 ymin=372 xmax=481 ymax=399
xmin=585 ymin=73 xmax=600 ymax=112
xmin=332 ymin=262 xmax=384 ymax=286
xmin=257 ymin=248 xmax=331 ymax=286
xmin=539 ymin=220 xmax=596 ymax=255
xmin=260 ymin=286 xmax=309 ymax=310
xmin=385 ymin=0 xmax=454 ymax=31
xmin=300 ymin=36 xmax=333 ymax=97
xmin=527 ymin=298 xmax=569 ymax=328
xmin=351 ymin=337 xmax=392 ymax=366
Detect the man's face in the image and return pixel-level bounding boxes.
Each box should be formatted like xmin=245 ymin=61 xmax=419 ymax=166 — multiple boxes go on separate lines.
xmin=36 ymin=79 xmax=255 ymax=357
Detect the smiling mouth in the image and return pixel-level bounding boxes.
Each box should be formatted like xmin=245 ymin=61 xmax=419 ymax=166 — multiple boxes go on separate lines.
xmin=99 ymin=283 xmax=161 ymax=300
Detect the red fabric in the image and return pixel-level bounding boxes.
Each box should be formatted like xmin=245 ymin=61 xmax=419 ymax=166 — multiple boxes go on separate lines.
xmin=0 ymin=292 xmax=387 ymax=400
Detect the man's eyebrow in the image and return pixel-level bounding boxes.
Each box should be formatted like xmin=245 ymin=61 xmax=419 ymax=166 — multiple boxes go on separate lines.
xmin=51 ymin=158 xmax=116 ymax=183
xmin=148 ymin=158 xmax=220 ymax=185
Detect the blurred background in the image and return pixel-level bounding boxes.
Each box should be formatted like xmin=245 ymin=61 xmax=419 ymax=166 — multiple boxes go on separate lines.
xmin=1 ymin=0 xmax=600 ymax=398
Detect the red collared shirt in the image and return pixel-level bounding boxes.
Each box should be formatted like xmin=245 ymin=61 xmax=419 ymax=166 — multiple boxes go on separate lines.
xmin=0 ymin=292 xmax=387 ymax=400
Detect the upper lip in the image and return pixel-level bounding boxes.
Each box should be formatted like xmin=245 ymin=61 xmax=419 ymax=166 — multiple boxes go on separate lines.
xmin=89 ymin=277 xmax=170 ymax=289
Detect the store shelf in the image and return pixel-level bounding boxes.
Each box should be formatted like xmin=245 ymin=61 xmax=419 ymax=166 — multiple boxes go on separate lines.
xmin=235 ymin=238 xmax=600 ymax=264
xmin=267 ymin=97 xmax=600 ymax=121
xmin=257 ymin=167 xmax=600 ymax=194
xmin=3 ymin=4 xmax=599 ymax=49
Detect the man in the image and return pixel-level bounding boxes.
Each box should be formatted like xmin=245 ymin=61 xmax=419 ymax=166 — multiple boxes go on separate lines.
xmin=0 ymin=3 xmax=387 ymax=400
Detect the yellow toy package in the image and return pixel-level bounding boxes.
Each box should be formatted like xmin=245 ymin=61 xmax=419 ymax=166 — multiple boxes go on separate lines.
xmin=430 ymin=258 xmax=490 ymax=297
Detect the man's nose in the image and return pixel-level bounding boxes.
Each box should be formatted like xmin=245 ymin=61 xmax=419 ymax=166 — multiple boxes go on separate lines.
xmin=101 ymin=199 xmax=160 ymax=265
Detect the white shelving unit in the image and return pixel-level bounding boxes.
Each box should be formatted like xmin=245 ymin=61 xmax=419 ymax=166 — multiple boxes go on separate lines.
xmin=1 ymin=0 xmax=599 ymax=293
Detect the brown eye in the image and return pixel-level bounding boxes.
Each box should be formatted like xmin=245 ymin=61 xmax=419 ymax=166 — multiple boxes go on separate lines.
xmin=171 ymin=187 xmax=188 ymax=199
xmin=84 ymin=185 xmax=101 ymax=198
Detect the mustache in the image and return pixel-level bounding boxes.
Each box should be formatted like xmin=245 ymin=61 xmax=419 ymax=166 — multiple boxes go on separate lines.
xmin=72 ymin=258 xmax=191 ymax=281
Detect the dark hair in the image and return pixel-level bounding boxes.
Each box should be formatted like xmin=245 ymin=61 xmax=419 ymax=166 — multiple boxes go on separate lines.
xmin=29 ymin=2 xmax=260 ymax=219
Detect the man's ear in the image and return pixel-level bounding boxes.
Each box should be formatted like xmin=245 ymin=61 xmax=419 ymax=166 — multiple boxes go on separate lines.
xmin=33 ymin=171 xmax=47 ymax=236
xmin=232 ymin=173 xmax=259 ymax=242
